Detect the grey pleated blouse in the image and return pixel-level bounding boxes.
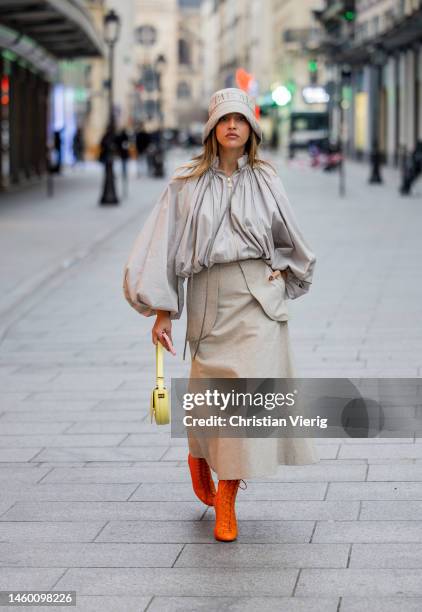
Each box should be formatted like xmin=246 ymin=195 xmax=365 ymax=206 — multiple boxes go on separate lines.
xmin=123 ymin=153 xmax=316 ymax=321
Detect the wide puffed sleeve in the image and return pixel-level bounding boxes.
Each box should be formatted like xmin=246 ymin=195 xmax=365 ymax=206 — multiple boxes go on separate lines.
xmin=258 ymin=164 xmax=317 ymax=300
xmin=122 ymin=178 xmax=186 ymax=319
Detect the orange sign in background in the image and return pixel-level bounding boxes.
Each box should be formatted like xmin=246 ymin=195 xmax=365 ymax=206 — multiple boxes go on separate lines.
xmin=235 ymin=68 xmax=253 ymax=92
xmin=235 ymin=68 xmax=260 ymax=118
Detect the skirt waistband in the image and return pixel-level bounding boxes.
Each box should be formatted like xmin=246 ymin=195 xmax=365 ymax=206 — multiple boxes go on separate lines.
xmin=209 ymin=258 xmax=264 ymax=269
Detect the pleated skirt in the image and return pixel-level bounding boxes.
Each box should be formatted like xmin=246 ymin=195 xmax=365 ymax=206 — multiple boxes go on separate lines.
xmin=187 ymin=259 xmax=320 ymax=480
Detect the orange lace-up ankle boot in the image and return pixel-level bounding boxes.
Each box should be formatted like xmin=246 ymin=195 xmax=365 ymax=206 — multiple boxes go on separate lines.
xmin=214 ymin=478 xmax=247 ymax=542
xmin=187 ymin=452 xmax=216 ymax=506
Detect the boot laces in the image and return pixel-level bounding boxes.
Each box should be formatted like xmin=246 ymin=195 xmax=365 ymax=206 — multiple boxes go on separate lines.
xmin=191 ymin=457 xmax=214 ymax=489
xmin=191 ymin=456 xmax=207 ymax=475
xmin=198 ymin=458 xmax=212 ymax=483
xmin=219 ymin=479 xmax=246 ymax=530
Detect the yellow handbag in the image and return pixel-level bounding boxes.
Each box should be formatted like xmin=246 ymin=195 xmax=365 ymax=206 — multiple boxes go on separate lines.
xmin=150 ymin=340 xmax=170 ymax=425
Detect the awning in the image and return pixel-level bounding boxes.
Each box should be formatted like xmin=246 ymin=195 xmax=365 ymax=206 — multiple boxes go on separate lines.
xmin=0 ymin=0 xmax=103 ymax=58
xmin=0 ymin=24 xmax=58 ymax=79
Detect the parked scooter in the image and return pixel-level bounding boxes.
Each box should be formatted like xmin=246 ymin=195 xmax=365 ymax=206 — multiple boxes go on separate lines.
xmin=309 ymin=139 xmax=343 ymax=172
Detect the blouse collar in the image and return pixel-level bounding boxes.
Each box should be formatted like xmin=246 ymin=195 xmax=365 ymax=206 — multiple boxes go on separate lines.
xmin=211 ymin=153 xmax=249 ymax=172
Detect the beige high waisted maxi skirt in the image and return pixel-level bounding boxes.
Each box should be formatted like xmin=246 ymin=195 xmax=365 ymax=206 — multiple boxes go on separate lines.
xmin=186 ymin=259 xmax=319 ymax=480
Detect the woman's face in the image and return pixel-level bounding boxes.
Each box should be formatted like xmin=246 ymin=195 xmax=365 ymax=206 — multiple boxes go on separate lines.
xmin=215 ymin=112 xmax=251 ymax=151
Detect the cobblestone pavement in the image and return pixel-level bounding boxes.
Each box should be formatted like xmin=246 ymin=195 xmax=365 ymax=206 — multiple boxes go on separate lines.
xmin=0 ymin=151 xmax=422 ymax=611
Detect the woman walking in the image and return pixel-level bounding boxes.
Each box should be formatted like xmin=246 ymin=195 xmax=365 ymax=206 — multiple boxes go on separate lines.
xmin=123 ymin=88 xmax=319 ymax=542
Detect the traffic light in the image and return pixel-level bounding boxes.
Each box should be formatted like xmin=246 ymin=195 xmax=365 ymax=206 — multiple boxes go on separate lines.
xmin=308 ymin=59 xmax=318 ymax=85
xmin=343 ymin=10 xmax=356 ymax=21
xmin=308 ymin=59 xmax=318 ymax=73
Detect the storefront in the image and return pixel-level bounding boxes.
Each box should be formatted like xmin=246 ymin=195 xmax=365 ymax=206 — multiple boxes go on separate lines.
xmin=0 ymin=1 xmax=102 ymax=190
xmin=0 ymin=33 xmax=56 ymax=190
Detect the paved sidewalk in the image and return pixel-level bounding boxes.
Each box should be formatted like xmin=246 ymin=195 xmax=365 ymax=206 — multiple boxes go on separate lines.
xmin=0 ymin=150 xmax=422 ymax=611
xmin=0 ymin=160 xmax=169 ymax=339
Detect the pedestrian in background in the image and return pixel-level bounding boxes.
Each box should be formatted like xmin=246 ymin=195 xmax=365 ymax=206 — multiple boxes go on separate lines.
xmin=72 ymin=126 xmax=85 ymax=167
xmin=135 ymin=123 xmax=150 ymax=178
xmin=98 ymin=124 xmax=115 ymax=165
xmin=123 ymin=88 xmax=318 ymax=542
xmin=146 ymin=128 xmax=165 ymax=178
xmin=115 ymin=127 xmax=131 ymax=197
xmin=52 ymin=129 xmax=63 ymax=174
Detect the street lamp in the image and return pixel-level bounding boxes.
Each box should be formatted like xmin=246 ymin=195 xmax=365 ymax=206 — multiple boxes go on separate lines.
xmin=339 ymin=64 xmax=352 ymax=197
xmin=368 ymin=45 xmax=386 ymax=184
xmin=100 ymin=9 xmax=121 ymax=206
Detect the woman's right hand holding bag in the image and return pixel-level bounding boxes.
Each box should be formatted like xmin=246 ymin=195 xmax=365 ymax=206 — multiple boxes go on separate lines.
xmin=152 ymin=311 xmax=176 ymax=355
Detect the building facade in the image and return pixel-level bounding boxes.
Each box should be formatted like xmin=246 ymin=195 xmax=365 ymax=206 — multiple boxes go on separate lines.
xmin=200 ymin=0 xmax=220 ymax=107
xmin=131 ymin=0 xmax=179 ymax=130
xmin=176 ymin=0 xmax=204 ymax=128
xmin=317 ymin=0 xmax=422 ymax=167
xmin=84 ymin=0 xmax=203 ymax=154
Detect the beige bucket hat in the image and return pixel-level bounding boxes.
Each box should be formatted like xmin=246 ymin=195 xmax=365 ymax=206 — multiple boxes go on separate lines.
xmin=202 ymin=87 xmax=262 ymax=144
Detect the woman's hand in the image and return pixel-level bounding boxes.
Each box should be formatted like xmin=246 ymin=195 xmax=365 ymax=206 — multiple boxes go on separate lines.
xmin=152 ymin=311 xmax=173 ymax=351
xmin=269 ymin=269 xmax=288 ymax=282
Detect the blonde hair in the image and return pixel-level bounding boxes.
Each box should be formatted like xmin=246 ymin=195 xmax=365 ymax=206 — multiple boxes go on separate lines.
xmin=173 ymin=124 xmax=275 ymax=181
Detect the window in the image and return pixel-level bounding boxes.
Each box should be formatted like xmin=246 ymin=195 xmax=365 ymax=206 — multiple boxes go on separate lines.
xmin=178 ymin=39 xmax=191 ymax=65
xmin=177 ymin=81 xmax=191 ymax=99
xmin=144 ymin=99 xmax=158 ymax=120
xmin=372 ymin=15 xmax=379 ymax=36
xmin=135 ymin=25 xmax=157 ymax=47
